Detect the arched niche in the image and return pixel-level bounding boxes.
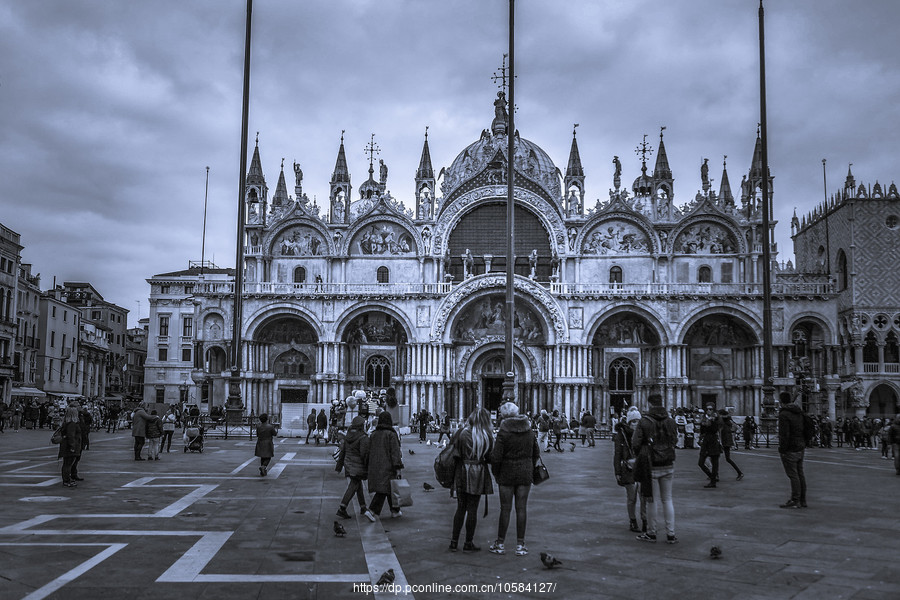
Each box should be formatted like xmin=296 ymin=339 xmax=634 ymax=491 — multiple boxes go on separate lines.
xmin=348 ymin=221 xmax=417 ymax=256
xmin=581 ymin=219 xmax=652 ymax=255
xmin=450 ymin=293 xmax=546 ymax=345
xmin=672 ymin=221 xmax=739 ymax=254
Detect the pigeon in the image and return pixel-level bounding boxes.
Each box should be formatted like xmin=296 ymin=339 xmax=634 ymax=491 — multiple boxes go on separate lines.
xmin=408 ymin=448 xmax=415 ymax=455
xmin=569 ymin=442 xmax=576 ymax=452
xmin=423 ymin=482 xmax=434 ymax=491
xmin=540 ymin=552 xmax=563 ymax=569
xmin=333 ymin=521 xmax=346 ymax=537
xmin=376 ymin=568 xmax=395 ymax=586
xmin=709 ymin=546 xmax=722 ymax=559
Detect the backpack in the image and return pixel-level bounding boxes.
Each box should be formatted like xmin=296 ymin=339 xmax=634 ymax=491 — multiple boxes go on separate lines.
xmin=433 ymin=432 xmax=460 ymax=488
xmin=649 ymin=417 xmax=676 ymax=466
xmin=538 ymin=417 xmax=550 ymax=432
xmin=802 ymin=412 xmax=816 ymax=446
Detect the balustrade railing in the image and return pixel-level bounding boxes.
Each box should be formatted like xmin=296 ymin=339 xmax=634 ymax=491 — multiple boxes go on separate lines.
xmin=549 ymin=281 xmax=834 ymax=296
xmin=198 ymin=281 xmax=453 ymax=296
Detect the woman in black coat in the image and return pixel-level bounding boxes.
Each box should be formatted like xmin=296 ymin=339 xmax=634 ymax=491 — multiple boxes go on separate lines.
xmin=367 ymin=411 xmax=403 ymax=518
xmin=489 ymin=402 xmax=540 ymax=557
xmin=335 ymin=416 xmax=375 ymax=521
xmin=450 ymin=407 xmax=494 ymax=553
xmin=58 ymin=406 xmax=83 ymax=487
xmin=255 ymin=413 xmax=278 ymax=476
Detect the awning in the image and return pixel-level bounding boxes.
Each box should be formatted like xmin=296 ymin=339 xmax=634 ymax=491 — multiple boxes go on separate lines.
xmin=11 ymin=387 xmax=46 ymax=398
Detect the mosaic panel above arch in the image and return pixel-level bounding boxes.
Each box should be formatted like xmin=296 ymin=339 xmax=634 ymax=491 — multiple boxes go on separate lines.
xmin=683 ymin=315 xmax=757 ymax=346
xmin=348 ymin=221 xmax=416 ymax=256
xmin=592 ymin=313 xmax=661 ymax=346
xmin=582 ymin=219 xmax=651 ymax=255
xmin=673 ymin=222 xmax=738 ymax=254
xmin=270 ymin=225 xmax=328 ymax=256
xmin=343 ymin=311 xmax=408 ymax=345
xmin=255 ymin=316 xmax=318 ymax=344
xmin=451 ymin=293 xmax=546 ymax=345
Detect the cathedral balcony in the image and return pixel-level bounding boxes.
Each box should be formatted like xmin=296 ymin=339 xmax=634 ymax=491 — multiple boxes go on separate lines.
xmin=244 ymin=245 xmax=263 ymax=256
xmin=549 ymin=281 xmax=834 ymax=299
xmin=198 ymin=281 xmax=453 ymax=298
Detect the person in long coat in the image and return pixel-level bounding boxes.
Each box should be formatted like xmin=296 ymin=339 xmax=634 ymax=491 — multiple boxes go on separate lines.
xmin=613 ymin=408 xmax=647 ymax=532
xmin=489 ymin=401 xmax=540 ymax=557
xmin=367 ymin=411 xmax=404 ymax=518
xmin=335 ymin=416 xmax=375 ymax=521
xmin=698 ymin=406 xmax=722 ymax=488
xmin=131 ymin=405 xmax=152 ymax=460
xmin=255 ymin=413 xmax=278 ymax=476
xmin=58 ymin=406 xmax=83 ymax=487
xmin=450 ymin=407 xmax=494 ymax=553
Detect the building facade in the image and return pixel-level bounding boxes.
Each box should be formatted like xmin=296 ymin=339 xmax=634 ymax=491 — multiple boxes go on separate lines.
xmin=0 ymin=223 xmax=22 ymax=407
xmin=36 ymin=292 xmax=81 ymax=399
xmin=125 ymin=320 xmax=148 ymax=400
xmin=14 ymin=262 xmax=42 ymax=395
xmin=161 ymin=97 xmax=896 ymax=424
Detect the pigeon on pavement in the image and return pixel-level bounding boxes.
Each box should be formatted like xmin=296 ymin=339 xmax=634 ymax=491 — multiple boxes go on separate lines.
xmin=710 ymin=546 xmax=722 ymax=559
xmin=376 ymin=568 xmax=395 ymax=586
xmin=333 ymin=521 xmax=346 ymax=537
xmin=408 ymin=448 xmax=415 ymax=455
xmin=540 ymin=552 xmax=563 ymax=569
xmin=423 ymin=482 xmax=434 ymax=491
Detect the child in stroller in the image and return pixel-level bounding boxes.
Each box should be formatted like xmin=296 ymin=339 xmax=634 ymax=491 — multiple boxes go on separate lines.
xmin=183 ymin=425 xmax=204 ymax=453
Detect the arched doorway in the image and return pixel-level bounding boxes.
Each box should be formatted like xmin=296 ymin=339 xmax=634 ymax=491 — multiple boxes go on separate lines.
xmin=256 ymin=315 xmax=319 ymax=406
xmin=868 ymin=384 xmax=899 ymax=419
xmin=592 ymin=312 xmax=661 ymax=417
xmin=683 ymin=314 xmax=758 ymax=412
xmin=342 ymin=311 xmax=408 ymax=394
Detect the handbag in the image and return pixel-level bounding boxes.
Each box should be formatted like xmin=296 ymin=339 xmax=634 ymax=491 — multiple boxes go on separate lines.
xmin=532 ymin=455 xmax=550 ymax=485
xmin=50 ymin=427 xmax=63 ymax=445
xmin=390 ymin=477 xmax=414 ymax=507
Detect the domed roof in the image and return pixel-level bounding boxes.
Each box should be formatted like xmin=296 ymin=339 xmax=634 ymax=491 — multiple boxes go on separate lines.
xmin=441 ymin=132 xmax=561 ymax=199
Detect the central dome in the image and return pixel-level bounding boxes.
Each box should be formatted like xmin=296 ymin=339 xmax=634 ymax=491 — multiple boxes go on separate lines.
xmin=441 ymin=132 xmax=560 ymax=200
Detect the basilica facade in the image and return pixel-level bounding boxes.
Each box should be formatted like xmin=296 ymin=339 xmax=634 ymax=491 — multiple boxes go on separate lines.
xmin=155 ymin=95 xmax=900 ymax=425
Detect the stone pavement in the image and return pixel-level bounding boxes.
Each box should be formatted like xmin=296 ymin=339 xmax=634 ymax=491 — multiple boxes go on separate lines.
xmin=0 ymin=427 xmax=898 ymax=600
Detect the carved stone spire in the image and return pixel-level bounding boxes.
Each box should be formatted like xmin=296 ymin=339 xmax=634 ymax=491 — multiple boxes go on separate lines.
xmin=415 ymin=127 xmax=435 ymax=221
xmin=718 ymin=155 xmax=734 ymax=206
xmin=247 ymin=133 xmax=266 ymax=187
xmin=564 ymin=124 xmax=585 ymax=217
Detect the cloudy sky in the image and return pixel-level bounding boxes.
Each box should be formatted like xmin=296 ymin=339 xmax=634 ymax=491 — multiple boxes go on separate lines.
xmin=2 ymin=0 xmax=898 ymax=326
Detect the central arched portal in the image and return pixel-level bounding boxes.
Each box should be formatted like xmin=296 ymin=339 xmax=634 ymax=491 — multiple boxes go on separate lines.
xmin=592 ymin=312 xmax=662 ymax=418
xmin=342 ymin=310 xmax=408 ymax=394
xmin=255 ymin=315 xmax=319 ymax=408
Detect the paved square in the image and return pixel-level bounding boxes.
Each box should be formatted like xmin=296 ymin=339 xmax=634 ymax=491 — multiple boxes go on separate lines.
xmin=1 ymin=428 xmax=898 ymax=599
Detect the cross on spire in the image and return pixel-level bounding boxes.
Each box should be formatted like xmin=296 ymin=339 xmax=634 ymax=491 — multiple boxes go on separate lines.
xmin=635 ymin=134 xmax=653 ymax=174
xmin=364 ymin=133 xmax=381 ymax=172
xmin=492 ymin=53 xmax=514 ymax=94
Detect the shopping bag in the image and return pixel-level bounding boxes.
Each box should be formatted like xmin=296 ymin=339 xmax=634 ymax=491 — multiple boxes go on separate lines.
xmin=390 ymin=477 xmax=414 ymax=507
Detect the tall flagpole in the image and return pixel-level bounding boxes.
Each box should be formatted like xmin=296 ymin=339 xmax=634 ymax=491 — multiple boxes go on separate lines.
xmin=228 ymin=0 xmax=253 ymax=419
xmin=759 ymin=0 xmax=775 ymax=414
xmin=502 ymin=0 xmax=517 ymax=404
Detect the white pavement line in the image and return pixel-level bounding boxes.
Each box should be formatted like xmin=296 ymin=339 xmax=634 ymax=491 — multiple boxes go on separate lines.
xmin=156 ymin=531 xmax=231 ymax=582
xmin=2 ymin=542 xmax=128 ymax=600
xmin=0 ymin=459 xmax=26 ymax=467
xmin=357 ymin=513 xmax=412 ymax=600
xmin=0 ymin=514 xmax=57 ymax=533
xmin=742 ymin=451 xmax=893 ymax=471
xmin=267 ymin=452 xmax=295 ymax=478
xmin=9 ymin=461 xmax=56 ymax=472
xmin=0 ymin=477 xmax=58 ymax=487
xmin=229 ymin=457 xmax=256 ymax=475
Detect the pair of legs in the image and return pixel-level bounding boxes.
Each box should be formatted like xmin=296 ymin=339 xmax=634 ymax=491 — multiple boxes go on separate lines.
xmin=722 ymin=447 xmax=743 ymax=477
xmin=437 ymin=430 xmax=449 ymax=443
xmin=780 ymin=450 xmax=807 ymax=505
xmin=892 ymin=444 xmax=900 ymax=475
xmin=552 ymin=433 xmax=562 ymax=452
xmin=494 ymin=484 xmax=530 ymax=551
xmin=61 ymin=455 xmax=81 ymax=484
xmin=646 ymin=466 xmax=675 ymax=539
xmin=369 ymin=492 xmax=399 ymax=516
xmin=419 ymin=425 xmax=427 ymax=442
xmin=339 ymin=476 xmax=368 ymax=513
xmin=581 ymin=430 xmax=595 ymax=447
xmin=259 ymin=456 xmax=271 ymax=475
xmin=161 ymin=430 xmax=174 ymax=452
xmin=698 ymin=448 xmax=720 ymax=484
xmin=623 ymin=482 xmax=647 ymax=529
xmin=133 ymin=436 xmax=145 ymax=460
xmin=451 ymin=491 xmax=482 ymax=546
xmin=538 ymin=431 xmax=549 ymax=451
xmin=306 ymin=425 xmax=314 ymax=443
xmin=147 ymin=438 xmax=161 ymax=459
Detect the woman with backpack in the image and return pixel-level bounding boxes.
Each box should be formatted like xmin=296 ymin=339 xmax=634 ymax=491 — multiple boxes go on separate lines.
xmin=632 ymin=394 xmax=678 ymax=544
xmin=335 ymin=416 xmax=376 ymax=522
xmin=449 ymin=407 xmax=494 ymax=553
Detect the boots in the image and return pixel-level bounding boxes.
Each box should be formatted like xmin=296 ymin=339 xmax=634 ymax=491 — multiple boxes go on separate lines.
xmin=629 ymin=519 xmax=640 ymax=532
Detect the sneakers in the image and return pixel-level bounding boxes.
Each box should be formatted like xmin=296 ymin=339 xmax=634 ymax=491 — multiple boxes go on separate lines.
xmin=336 ymin=507 xmax=352 ymax=519
xmin=259 ymin=467 xmax=265 ymax=477
xmin=779 ymin=500 xmax=801 ymax=509
xmin=489 ymin=541 xmax=506 ymax=554
xmin=666 ymin=535 xmax=678 ymax=544
xmin=515 ymin=544 xmax=528 ymax=556
xmin=736 ymin=473 xmax=744 ymax=481
xmin=363 ymin=509 xmax=377 ymax=522
xmin=463 ymin=542 xmax=481 ymax=553
xmin=629 ymin=519 xmax=641 ymax=533
xmin=62 ymin=481 xmax=77 ymax=487
xmin=390 ymin=510 xmax=402 ymax=518
xmin=636 ymin=533 xmax=656 ymax=542
xmin=448 ymin=540 xmax=458 ymax=552
xmin=799 ymin=501 xmax=808 ymax=508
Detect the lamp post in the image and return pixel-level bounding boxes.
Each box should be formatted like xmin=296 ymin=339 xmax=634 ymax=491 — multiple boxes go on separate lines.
xmin=501 ymin=0 xmax=517 ymax=406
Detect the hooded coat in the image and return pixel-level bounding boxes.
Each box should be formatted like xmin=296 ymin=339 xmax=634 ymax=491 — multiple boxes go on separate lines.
xmin=490 ymin=414 xmax=540 ymax=486
xmin=778 ymin=403 xmax=806 ymax=454
xmin=368 ymin=417 xmax=403 ymax=494
xmin=337 ymin=421 xmax=370 ymax=479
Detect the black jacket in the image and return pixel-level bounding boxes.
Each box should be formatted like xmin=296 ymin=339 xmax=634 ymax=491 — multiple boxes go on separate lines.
xmin=491 ymin=415 xmax=540 ymax=486
xmin=632 ymin=405 xmax=678 ymax=467
xmin=778 ymin=403 xmax=806 ymax=454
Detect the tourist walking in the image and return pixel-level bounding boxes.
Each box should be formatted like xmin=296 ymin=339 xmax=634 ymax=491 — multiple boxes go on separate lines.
xmin=698 ymin=406 xmax=722 ymax=488
xmin=878 ymin=418 xmax=891 ymax=459
xmin=489 ymin=401 xmax=540 ymax=557
xmin=614 ymin=407 xmax=647 ymax=533
xmin=59 ymin=406 xmax=83 ymax=487
xmin=536 ymin=410 xmax=551 ymax=452
xmin=889 ymin=415 xmax=900 ymax=475
xmin=367 ymin=411 xmax=404 ymax=518
xmin=450 ymin=407 xmax=494 ymax=553
xmin=161 ymin=408 xmax=177 ymax=452
xmin=632 ymin=394 xmax=678 ymax=544
xmin=78 ymin=405 xmax=93 ymax=451
xmin=335 ymin=416 xmax=376 ymax=521
xmin=417 ymin=409 xmax=430 ymax=443
xmin=550 ymin=409 xmax=563 ymax=452
xmin=437 ymin=412 xmax=451 ymax=444
xmin=145 ymin=410 xmax=163 ymax=460
xmin=131 ymin=405 xmax=153 ymax=460
xmin=306 ymin=409 xmax=317 ymax=444
xmin=777 ymin=392 xmax=808 ymax=508
xmin=742 ymin=416 xmax=758 ymax=449
xmin=255 ymin=413 xmax=277 ymax=476
xmin=106 ymin=404 xmax=120 ymax=433
xmin=718 ymin=409 xmax=744 ymax=480
xmin=580 ymin=411 xmax=596 ymax=447
xmin=316 ymin=408 xmax=328 ymax=445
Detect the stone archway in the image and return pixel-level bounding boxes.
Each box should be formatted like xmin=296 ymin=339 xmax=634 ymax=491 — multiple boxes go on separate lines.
xmin=682 ymin=314 xmax=758 ymax=412
xmin=341 ymin=310 xmax=409 ymax=395
xmin=254 ymin=315 xmax=320 ymax=411
xmin=868 ymin=383 xmax=899 ymax=419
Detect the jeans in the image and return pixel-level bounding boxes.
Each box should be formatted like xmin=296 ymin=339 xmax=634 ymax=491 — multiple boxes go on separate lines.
xmin=61 ymin=455 xmax=80 ymax=483
xmin=647 ymin=466 xmax=675 ymax=537
xmin=147 ymin=438 xmax=161 ymax=459
xmin=722 ymin=447 xmax=743 ymax=476
xmin=369 ymin=492 xmax=398 ymax=516
xmin=340 ymin=476 xmax=367 ymax=511
xmin=537 ymin=431 xmax=549 ymax=451
xmin=698 ymin=448 xmax=719 ymax=482
xmin=452 ymin=491 xmax=482 ymax=544
xmin=497 ymin=484 xmax=531 ymax=545
xmin=780 ymin=450 xmax=806 ymax=503
xmin=624 ymin=482 xmax=647 ymax=525
xmin=161 ymin=430 xmax=174 ymax=452
xmin=133 ymin=436 xmax=145 ymax=459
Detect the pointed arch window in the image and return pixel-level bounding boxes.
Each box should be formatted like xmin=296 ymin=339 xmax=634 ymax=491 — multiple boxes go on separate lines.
xmin=365 ymin=355 xmax=391 ymax=388
xmin=609 ymin=358 xmax=634 ymax=392
xmin=377 ymin=266 xmax=390 ymax=283
xmin=293 ymin=266 xmax=307 ymax=284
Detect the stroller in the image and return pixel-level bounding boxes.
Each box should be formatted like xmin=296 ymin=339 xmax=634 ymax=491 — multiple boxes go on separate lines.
xmin=183 ymin=426 xmax=204 ymax=453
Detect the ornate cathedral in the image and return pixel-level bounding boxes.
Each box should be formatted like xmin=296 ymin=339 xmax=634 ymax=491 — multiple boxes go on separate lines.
xmin=167 ymin=91 xmax=900 ymax=425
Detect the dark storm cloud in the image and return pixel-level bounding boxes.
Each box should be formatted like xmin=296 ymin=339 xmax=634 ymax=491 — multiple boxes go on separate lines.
xmin=1 ymin=1 xmax=898 ymax=323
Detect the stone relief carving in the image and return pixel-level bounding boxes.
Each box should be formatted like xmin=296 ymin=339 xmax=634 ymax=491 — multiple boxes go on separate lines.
xmin=275 ymin=226 xmax=325 ymax=256
xmin=350 ymin=222 xmax=415 ymax=255
xmin=583 ymin=220 xmax=650 ymax=255
xmin=594 ymin=316 xmax=658 ymax=345
xmin=673 ymin=222 xmax=737 ymax=254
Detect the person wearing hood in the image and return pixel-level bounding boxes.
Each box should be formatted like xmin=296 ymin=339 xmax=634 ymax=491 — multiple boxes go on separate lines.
xmin=632 ymin=394 xmax=678 ymax=544
xmin=614 ymin=407 xmax=647 ymax=533
xmin=335 ymin=416 xmax=376 ymax=521
xmin=489 ymin=401 xmax=540 ymax=557
xmin=368 ymin=411 xmax=404 ymax=518
xmin=777 ymin=392 xmax=808 ymax=508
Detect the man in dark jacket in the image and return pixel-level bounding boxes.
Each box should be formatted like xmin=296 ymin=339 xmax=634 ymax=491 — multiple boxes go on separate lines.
xmin=778 ymin=392 xmax=808 ymax=508
xmin=306 ymin=409 xmax=317 ymax=444
xmin=697 ymin=406 xmax=722 ymax=488
xmin=335 ymin=416 xmax=375 ymax=521
xmin=632 ymin=394 xmax=678 ymax=544
xmin=889 ymin=413 xmax=900 ymax=476
xmin=315 ymin=409 xmax=328 ymax=445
